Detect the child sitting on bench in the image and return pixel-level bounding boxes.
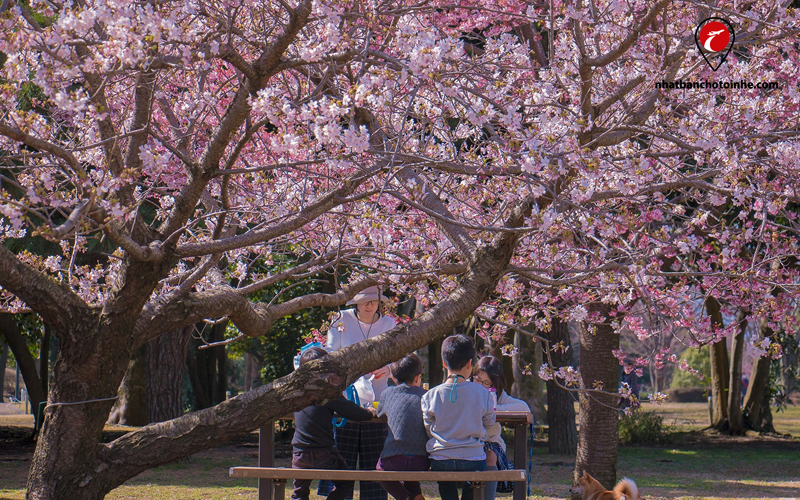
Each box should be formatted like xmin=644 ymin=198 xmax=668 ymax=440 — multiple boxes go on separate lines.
xmin=291 ymin=347 xmax=377 ymax=500
xmin=421 ymin=335 xmax=495 ymax=500
xmin=376 ymin=353 xmax=429 ymax=500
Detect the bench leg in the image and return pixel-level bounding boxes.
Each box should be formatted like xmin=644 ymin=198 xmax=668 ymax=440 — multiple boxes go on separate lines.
xmin=259 ymin=423 xmax=275 ymax=500
xmin=274 ymin=479 xmax=286 ymax=500
xmin=513 ymin=423 xmax=527 ymax=500
xmin=472 ymin=481 xmax=485 ymax=500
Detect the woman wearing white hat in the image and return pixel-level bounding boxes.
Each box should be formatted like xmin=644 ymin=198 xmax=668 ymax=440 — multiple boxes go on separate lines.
xmin=320 ymin=285 xmax=395 ymax=500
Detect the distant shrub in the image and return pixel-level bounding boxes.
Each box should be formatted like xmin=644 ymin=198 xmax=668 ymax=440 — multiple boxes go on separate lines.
xmin=670 ymin=346 xmax=711 ymax=388
xmin=618 ymin=411 xmax=671 ymax=444
xmin=664 ymin=387 xmax=708 ymax=402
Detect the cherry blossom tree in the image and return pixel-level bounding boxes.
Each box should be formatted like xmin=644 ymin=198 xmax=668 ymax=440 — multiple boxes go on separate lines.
xmin=1 ymin=0 xmax=799 ymax=498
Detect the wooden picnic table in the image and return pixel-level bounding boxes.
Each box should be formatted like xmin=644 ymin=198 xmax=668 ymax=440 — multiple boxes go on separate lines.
xmin=256 ymin=411 xmax=533 ymax=500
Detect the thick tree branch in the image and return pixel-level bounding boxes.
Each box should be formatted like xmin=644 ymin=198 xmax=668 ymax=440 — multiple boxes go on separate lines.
xmin=253 ymin=0 xmax=313 ymax=78
xmin=587 ymin=170 xmax=721 ymax=203
xmin=0 ymin=122 xmax=85 ymax=177
xmin=122 ymin=70 xmax=157 ymax=191
xmin=593 ymin=76 xmax=645 ymax=118
xmin=584 ymin=0 xmax=672 ymax=67
xmin=0 ymin=245 xmax=93 ymax=335
xmin=49 ymin=199 xmax=94 ymax=240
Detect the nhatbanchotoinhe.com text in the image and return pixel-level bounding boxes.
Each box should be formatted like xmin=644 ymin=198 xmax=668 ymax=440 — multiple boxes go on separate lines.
xmin=655 ymin=79 xmax=781 ymax=90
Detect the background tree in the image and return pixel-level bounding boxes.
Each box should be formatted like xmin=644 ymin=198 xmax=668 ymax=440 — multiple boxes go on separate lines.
xmin=0 ymin=313 xmax=49 ymax=428
xmin=0 ymin=339 xmax=9 ymax=401
xmin=541 ymin=318 xmax=578 ymax=455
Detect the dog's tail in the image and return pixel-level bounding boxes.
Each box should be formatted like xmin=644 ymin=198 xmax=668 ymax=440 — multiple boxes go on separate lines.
xmin=614 ymin=478 xmax=638 ymax=500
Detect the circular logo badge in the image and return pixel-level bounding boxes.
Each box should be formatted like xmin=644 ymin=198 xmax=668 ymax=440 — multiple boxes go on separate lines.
xmin=698 ymin=21 xmax=731 ymax=53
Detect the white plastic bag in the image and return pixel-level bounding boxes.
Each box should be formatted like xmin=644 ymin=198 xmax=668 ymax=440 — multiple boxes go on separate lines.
xmin=353 ymin=374 xmax=375 ymax=406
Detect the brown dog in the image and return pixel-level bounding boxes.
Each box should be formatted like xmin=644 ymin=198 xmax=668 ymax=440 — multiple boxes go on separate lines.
xmin=570 ymin=471 xmax=639 ymax=500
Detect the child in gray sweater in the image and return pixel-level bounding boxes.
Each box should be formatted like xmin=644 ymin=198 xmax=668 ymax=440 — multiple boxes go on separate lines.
xmin=421 ymin=335 xmax=495 ymax=500
xmin=375 ymin=353 xmax=429 ymax=500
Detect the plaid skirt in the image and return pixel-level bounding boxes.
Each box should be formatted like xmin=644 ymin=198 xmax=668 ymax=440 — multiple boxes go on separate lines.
xmin=485 ymin=441 xmax=514 ymax=493
xmin=318 ymin=421 xmax=388 ymax=500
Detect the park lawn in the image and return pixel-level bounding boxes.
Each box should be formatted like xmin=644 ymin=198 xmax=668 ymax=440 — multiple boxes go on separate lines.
xmin=5 ymin=442 xmax=799 ymax=500
xmin=637 ymin=402 xmax=800 ymax=436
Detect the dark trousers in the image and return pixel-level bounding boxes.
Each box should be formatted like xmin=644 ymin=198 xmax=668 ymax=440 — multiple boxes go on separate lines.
xmin=291 ymin=448 xmax=353 ymax=500
xmin=318 ymin=421 xmax=388 ymax=500
xmin=376 ymin=455 xmax=430 ymax=500
xmin=430 ymin=458 xmax=486 ymax=500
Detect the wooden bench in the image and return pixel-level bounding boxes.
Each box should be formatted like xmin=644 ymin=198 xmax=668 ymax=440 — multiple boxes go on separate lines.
xmin=230 ymin=467 xmax=526 ymax=500
xmin=257 ymin=412 xmax=533 ymax=500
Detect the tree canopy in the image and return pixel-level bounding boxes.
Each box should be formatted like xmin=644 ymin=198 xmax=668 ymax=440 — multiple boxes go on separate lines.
xmin=1 ymin=0 xmax=799 ymax=498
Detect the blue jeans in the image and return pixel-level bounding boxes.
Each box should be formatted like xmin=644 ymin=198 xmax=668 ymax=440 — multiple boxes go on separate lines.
xmin=429 ymin=458 xmax=486 ymax=500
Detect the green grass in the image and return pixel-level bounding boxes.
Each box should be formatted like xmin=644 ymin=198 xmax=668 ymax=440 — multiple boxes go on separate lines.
xmin=639 ymin=401 xmax=800 ymax=435
xmin=2 ymin=402 xmax=800 ymax=499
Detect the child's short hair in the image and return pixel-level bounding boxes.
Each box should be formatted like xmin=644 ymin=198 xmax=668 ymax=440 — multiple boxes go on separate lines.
xmin=299 ymin=346 xmax=329 ymax=366
xmin=441 ymin=334 xmax=476 ymax=371
xmin=390 ymin=353 xmax=423 ymax=384
xmin=474 ymin=355 xmax=506 ymax=396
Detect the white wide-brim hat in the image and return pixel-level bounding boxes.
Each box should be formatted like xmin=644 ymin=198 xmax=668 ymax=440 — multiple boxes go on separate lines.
xmin=346 ymin=285 xmax=390 ymax=305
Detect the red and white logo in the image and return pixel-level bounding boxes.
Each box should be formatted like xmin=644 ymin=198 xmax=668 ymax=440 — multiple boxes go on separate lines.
xmin=694 ymin=17 xmax=735 ymax=71
xmin=698 ymin=21 xmax=731 ymax=53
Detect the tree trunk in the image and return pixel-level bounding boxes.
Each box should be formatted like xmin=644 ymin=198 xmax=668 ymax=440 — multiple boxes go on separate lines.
xmin=574 ymin=305 xmax=619 ymax=494
xmin=780 ymin=341 xmax=798 ymax=398
xmin=186 ymin=340 xmax=210 ymax=410
xmin=0 ymin=340 xmax=8 ymax=403
xmin=541 ymin=318 xmax=578 ymax=455
xmin=779 ymin=321 xmax=798 ymax=398
xmin=27 ymin=323 xmax=136 ymax=500
xmin=427 ymin=336 xmax=444 ymax=387
xmin=512 ymin=328 xmax=545 ymax=425
xmin=0 ymin=313 xmax=46 ymax=418
xmin=498 ymin=344 xmax=514 ymax=384
xmin=107 ymin=345 xmax=149 ymax=426
xmin=705 ymin=297 xmax=729 ymax=430
xmin=743 ymin=320 xmax=776 ymax=433
xmin=213 ymin=323 xmax=228 ymax=404
xmin=244 ymin=352 xmax=255 ymax=392
xmin=647 ymin=359 xmax=659 ymax=394
xmin=185 ymin=322 xmax=229 ymax=409
xmin=147 ymin=326 xmax=192 ymax=423
xmin=40 ymin=324 xmax=51 ymax=393
xmin=726 ymin=310 xmax=746 ymax=435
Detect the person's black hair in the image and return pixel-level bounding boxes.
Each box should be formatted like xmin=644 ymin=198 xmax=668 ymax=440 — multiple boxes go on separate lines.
xmin=390 ymin=353 xmax=423 ymax=384
xmin=474 ymin=355 xmax=506 ymax=397
xmin=299 ymin=347 xmax=329 ymax=366
xmin=441 ymin=334 xmax=476 ymax=372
